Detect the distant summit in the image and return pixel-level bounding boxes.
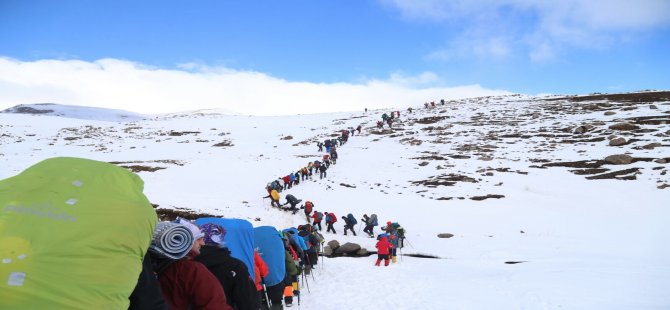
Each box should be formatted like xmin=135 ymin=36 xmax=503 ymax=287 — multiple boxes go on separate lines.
xmin=1 ymin=103 xmax=148 ymax=122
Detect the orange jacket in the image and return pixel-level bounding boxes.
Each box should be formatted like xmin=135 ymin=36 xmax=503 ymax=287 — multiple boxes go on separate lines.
xmin=253 ymin=251 xmax=269 ymax=291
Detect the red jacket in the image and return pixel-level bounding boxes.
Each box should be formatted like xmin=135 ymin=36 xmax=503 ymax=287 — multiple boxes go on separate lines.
xmin=253 ymin=251 xmax=269 ymax=291
xmin=158 ymin=259 xmax=232 ymax=310
xmin=282 ymin=175 xmax=291 ymax=183
xmin=375 ymin=238 xmax=393 ymax=255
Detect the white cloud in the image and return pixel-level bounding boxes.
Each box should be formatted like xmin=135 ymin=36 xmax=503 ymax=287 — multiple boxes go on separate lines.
xmin=386 ymin=0 xmax=670 ymax=61
xmin=0 ymin=57 xmax=510 ymax=116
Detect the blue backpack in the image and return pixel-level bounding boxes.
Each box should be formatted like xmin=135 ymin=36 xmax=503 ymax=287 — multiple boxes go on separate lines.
xmin=347 ymin=213 xmax=357 ymax=225
xmin=370 ymin=214 xmax=378 ymax=226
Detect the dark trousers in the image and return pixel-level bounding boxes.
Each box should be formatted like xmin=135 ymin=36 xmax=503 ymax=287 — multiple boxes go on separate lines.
xmin=312 ymin=221 xmax=322 ymax=231
xmin=320 ymin=170 xmax=326 ymax=179
xmin=326 ymin=223 xmax=336 ymax=234
xmin=363 ymin=224 xmax=374 ymax=236
xmin=344 ymin=225 xmax=356 ymax=236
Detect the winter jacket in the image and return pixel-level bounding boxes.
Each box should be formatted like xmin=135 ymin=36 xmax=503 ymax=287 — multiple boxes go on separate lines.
xmin=319 ymin=165 xmax=327 ymax=172
xmin=253 ymin=251 xmax=269 ymax=291
xmin=128 ymin=252 xmax=169 ymax=310
xmin=283 ymin=175 xmax=291 ymax=184
xmin=194 ymin=246 xmax=258 ymax=310
xmin=284 ymin=250 xmax=299 ymax=276
xmin=375 ymin=238 xmax=393 ymax=255
xmin=285 ymin=194 xmax=300 ymax=206
xmin=152 ymin=255 xmax=231 ymax=310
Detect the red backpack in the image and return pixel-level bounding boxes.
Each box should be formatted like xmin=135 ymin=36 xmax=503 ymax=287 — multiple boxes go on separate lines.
xmin=305 ymin=201 xmax=313 ymax=213
xmin=328 ymin=213 xmax=337 ymax=223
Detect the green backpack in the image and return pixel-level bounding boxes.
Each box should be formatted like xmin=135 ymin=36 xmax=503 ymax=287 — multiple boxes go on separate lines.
xmin=0 ymin=157 xmax=157 ymax=309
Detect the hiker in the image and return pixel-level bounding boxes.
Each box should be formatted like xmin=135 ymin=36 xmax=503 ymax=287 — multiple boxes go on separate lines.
xmin=263 ymin=188 xmax=281 ymax=208
xmin=303 ymin=201 xmax=314 ymax=222
xmin=283 ymin=194 xmax=302 ymax=212
xmin=356 ymin=125 xmax=362 ymax=134
xmin=361 ymin=213 xmax=378 ymax=238
xmin=440 ymin=99 xmax=445 ymax=105
xmin=330 ymin=147 xmax=338 ymax=165
xmin=407 ymin=107 xmax=413 ymax=113
xmin=300 ymin=167 xmax=308 ymax=181
xmin=374 ymin=234 xmax=393 ymax=267
xmin=195 ymin=223 xmax=259 ymax=310
xmin=289 ymin=173 xmax=295 ymax=188
xmin=383 ymin=221 xmax=405 ymax=263
xmin=297 ymin=225 xmax=320 ymax=274
xmin=386 ymin=118 xmax=393 ymax=128
xmin=294 ymin=171 xmax=301 ymax=186
xmin=376 ymin=120 xmax=383 ymax=129
xmin=317 ymin=141 xmax=323 ymax=152
xmin=424 ymin=102 xmax=429 ymax=108
xmin=342 ymin=213 xmax=357 ymax=236
xmin=324 ymin=139 xmax=332 ymax=153
xmin=282 ymin=175 xmax=291 ymax=190
xmin=311 ymin=211 xmax=324 ymax=231
xmin=253 ymin=250 xmax=270 ymax=309
xmin=325 ymin=212 xmax=337 ymax=234
xmin=307 ymin=162 xmax=314 ymax=178
xmin=149 ymin=220 xmax=232 ymax=310
xmin=431 ymin=101 xmax=436 ymax=107
xmin=282 ymin=237 xmax=300 ymax=308
xmin=318 ymin=161 xmax=328 ymax=179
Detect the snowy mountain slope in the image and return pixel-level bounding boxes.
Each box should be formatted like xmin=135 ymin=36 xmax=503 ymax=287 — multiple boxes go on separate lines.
xmin=1 ymin=103 xmax=147 ymax=121
xmin=1 ymin=92 xmax=669 ymax=309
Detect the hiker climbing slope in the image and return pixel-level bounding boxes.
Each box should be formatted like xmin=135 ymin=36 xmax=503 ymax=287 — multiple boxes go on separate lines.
xmin=342 ymin=213 xmax=357 ymax=236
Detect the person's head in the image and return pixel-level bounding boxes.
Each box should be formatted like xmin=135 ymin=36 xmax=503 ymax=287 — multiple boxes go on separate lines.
xmin=189 ymin=237 xmax=205 ymax=257
xmin=173 ymin=217 xmax=205 ymax=257
xmin=200 ymin=223 xmax=226 ymax=247
xmin=387 ymin=221 xmax=392 ymax=226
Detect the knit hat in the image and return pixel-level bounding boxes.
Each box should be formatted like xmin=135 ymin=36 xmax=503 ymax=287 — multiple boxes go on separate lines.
xmin=200 ymin=223 xmax=226 ymax=246
xmin=173 ymin=217 xmax=204 ymax=240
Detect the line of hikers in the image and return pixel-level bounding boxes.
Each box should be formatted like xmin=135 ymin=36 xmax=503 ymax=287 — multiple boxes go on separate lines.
xmin=131 ymin=216 xmax=328 ymax=310
xmin=264 ymin=127 xmax=365 ymax=212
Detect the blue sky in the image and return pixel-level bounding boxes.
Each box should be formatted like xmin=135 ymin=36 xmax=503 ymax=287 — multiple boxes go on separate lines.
xmin=1 ymin=0 xmax=669 ymax=114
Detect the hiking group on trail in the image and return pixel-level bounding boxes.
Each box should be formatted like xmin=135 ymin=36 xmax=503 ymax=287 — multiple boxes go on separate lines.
xmin=1 ymin=117 xmax=413 ymax=309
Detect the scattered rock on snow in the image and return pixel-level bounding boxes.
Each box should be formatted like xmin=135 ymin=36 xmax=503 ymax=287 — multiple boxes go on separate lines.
xmin=437 ymin=233 xmax=454 ymax=238
xmin=604 ymin=154 xmax=633 ymax=165
xmin=609 ymin=137 xmax=627 ymax=146
xmin=609 ymin=122 xmax=640 ymax=131
xmin=334 ymin=242 xmax=362 ymax=255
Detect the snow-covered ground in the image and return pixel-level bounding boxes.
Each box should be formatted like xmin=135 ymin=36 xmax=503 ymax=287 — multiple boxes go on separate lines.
xmin=1 ymin=93 xmax=669 ymax=309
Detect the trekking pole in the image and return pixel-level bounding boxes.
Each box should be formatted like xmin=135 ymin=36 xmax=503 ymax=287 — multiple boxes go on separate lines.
xmin=261 ymin=278 xmax=271 ymax=309
xmin=306 ymin=254 xmax=316 ymax=283
xmin=301 ymin=268 xmax=311 ymax=293
xmin=404 ymin=237 xmax=414 ymax=249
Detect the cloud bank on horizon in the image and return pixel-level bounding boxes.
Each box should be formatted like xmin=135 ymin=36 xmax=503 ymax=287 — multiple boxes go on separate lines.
xmin=0 ymin=0 xmax=668 ymax=115
xmin=0 ymin=57 xmax=509 ymax=115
